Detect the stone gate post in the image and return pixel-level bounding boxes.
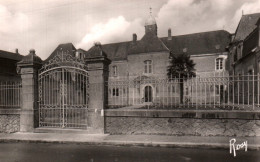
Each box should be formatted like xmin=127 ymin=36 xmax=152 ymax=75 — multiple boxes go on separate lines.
xmin=17 ymin=49 xmax=42 ymax=132
xmin=85 ymin=43 xmax=111 ymax=133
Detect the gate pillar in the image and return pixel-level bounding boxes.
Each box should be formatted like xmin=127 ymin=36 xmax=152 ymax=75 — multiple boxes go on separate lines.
xmin=17 ymin=49 xmax=42 ymax=132
xmin=85 ymin=43 xmax=111 ymax=133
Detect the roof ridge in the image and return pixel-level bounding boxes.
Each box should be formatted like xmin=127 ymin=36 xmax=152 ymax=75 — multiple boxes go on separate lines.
xmin=243 ymin=12 xmax=260 ymax=16
xmin=168 ymin=30 xmax=229 ymax=38
xmin=0 ymin=49 xmax=21 ymax=55
xmin=0 ymin=49 xmax=23 ymax=61
xmin=91 ymin=30 xmax=229 ymax=49
xmin=102 ymin=40 xmax=132 ymax=46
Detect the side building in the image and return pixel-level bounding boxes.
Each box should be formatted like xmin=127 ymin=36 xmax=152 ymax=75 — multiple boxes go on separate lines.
xmin=228 ymin=13 xmax=260 ymax=75
xmin=0 ymin=49 xmax=23 ymax=81
xmin=0 ymin=49 xmax=23 ymax=108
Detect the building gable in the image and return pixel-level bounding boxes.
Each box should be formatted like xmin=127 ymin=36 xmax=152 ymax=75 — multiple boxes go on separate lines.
xmin=233 ymin=13 xmax=260 ymax=42
xmin=44 ymin=43 xmax=76 ymax=62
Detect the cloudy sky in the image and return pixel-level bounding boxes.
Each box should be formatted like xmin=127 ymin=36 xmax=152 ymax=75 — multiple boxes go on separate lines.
xmin=0 ymin=0 xmax=260 ymax=59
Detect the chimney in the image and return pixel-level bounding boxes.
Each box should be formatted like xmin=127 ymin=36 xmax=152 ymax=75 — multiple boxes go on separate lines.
xmin=15 ymin=48 xmax=18 ymax=54
xmin=29 ymin=49 xmax=35 ymax=55
xmin=168 ymin=28 xmax=172 ymax=40
xmin=133 ymin=33 xmax=137 ymax=43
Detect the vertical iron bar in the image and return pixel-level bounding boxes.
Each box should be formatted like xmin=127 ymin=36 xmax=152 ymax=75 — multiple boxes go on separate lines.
xmin=248 ymin=74 xmax=249 ymax=107
xmin=257 ymin=73 xmax=259 ymax=107
xmin=62 ymin=68 xmax=65 ymax=128
xmin=253 ymin=71 xmax=255 ymax=110
xmin=204 ymin=80 xmax=206 ymax=109
xmin=232 ymin=73 xmax=235 ymax=109
xmin=195 ymin=76 xmax=198 ymax=110
xmin=213 ymin=73 xmax=215 ymax=109
xmin=243 ymin=72 xmax=245 ymax=109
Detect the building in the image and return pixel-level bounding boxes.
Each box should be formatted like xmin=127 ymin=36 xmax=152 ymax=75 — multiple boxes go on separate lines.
xmin=85 ymin=12 xmax=231 ymax=107
xmin=227 ymin=13 xmax=260 ymax=105
xmin=228 ymin=13 xmax=260 ymax=75
xmin=0 ymin=49 xmax=23 ymax=108
xmin=0 ymin=49 xmax=23 ymax=81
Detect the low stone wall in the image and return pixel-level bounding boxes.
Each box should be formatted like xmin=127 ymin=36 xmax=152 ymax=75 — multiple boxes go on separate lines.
xmin=0 ymin=109 xmax=20 ymax=133
xmin=104 ymin=110 xmax=260 ymax=137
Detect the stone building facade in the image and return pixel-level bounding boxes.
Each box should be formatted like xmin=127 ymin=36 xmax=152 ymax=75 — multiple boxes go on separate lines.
xmin=85 ymin=12 xmax=231 ymax=106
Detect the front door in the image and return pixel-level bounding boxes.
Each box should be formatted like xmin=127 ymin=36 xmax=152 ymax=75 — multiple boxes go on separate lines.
xmin=144 ymin=86 xmax=152 ymax=102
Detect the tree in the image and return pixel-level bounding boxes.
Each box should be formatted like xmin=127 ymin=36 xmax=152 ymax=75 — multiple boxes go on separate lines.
xmin=167 ymin=53 xmax=196 ymax=104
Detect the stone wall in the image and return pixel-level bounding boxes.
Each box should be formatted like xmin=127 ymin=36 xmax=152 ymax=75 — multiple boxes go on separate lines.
xmin=0 ymin=114 xmax=20 ymax=133
xmin=105 ymin=110 xmax=260 ymax=137
xmin=0 ymin=109 xmax=20 ymax=133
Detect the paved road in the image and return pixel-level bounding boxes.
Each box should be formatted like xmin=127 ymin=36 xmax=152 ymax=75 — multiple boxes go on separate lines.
xmin=0 ymin=143 xmax=259 ymax=162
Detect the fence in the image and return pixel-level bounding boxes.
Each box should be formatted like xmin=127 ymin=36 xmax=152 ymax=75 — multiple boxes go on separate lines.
xmin=0 ymin=81 xmax=22 ymax=109
xmin=107 ymin=74 xmax=260 ymax=110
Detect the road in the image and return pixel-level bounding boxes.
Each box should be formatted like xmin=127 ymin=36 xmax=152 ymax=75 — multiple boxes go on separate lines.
xmin=0 ymin=143 xmax=259 ymax=162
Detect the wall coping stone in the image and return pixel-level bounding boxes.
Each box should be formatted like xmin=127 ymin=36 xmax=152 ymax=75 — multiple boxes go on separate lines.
xmin=104 ymin=109 xmax=260 ymax=120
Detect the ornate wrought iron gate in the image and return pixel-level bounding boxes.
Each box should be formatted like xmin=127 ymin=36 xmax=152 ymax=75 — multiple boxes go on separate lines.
xmin=38 ymin=51 xmax=88 ymax=128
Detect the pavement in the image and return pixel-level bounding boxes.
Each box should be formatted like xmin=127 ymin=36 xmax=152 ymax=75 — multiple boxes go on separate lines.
xmin=0 ymin=132 xmax=259 ymax=150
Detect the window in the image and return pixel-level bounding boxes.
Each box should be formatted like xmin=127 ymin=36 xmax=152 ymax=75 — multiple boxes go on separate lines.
xmin=80 ymin=53 xmax=84 ymax=59
xmin=237 ymin=44 xmax=243 ymax=59
xmin=216 ymin=85 xmax=220 ymax=95
xmin=233 ymin=47 xmax=237 ymax=62
xmin=168 ymin=85 xmax=175 ymax=96
xmin=144 ymin=60 xmax=152 ymax=73
xmin=168 ymin=85 xmax=175 ymax=93
xmin=185 ymin=87 xmax=189 ymax=95
xmin=215 ymin=85 xmax=224 ymax=95
xmin=113 ymin=66 xmax=117 ymax=76
xmin=76 ymin=52 xmax=84 ymax=60
xmin=112 ymin=88 xmax=119 ymax=96
xmin=216 ymin=58 xmax=224 ymax=70
xmin=248 ymin=69 xmax=253 ymax=75
xmin=248 ymin=65 xmax=254 ymax=75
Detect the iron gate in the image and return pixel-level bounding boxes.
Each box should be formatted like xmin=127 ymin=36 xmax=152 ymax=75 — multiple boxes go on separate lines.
xmin=38 ymin=51 xmax=88 ymax=128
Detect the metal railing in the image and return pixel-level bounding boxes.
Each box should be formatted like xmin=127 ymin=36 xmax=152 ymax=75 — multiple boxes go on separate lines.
xmin=107 ymin=74 xmax=260 ymax=111
xmin=0 ymin=81 xmax=22 ymax=109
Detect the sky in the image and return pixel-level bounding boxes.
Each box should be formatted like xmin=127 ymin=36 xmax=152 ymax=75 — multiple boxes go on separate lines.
xmin=0 ymin=0 xmax=260 ymax=60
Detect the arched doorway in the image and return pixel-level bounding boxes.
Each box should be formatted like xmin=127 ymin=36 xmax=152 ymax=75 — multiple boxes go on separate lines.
xmin=144 ymin=86 xmax=153 ymax=102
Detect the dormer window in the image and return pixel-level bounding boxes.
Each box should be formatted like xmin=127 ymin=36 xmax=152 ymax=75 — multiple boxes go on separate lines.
xmin=144 ymin=60 xmax=152 ymax=74
xmin=80 ymin=53 xmax=83 ymax=59
xmin=216 ymin=58 xmax=224 ymax=70
xmin=76 ymin=52 xmax=84 ymax=60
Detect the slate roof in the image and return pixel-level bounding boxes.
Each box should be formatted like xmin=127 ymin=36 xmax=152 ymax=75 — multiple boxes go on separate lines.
xmin=85 ymin=43 xmax=108 ymax=58
xmin=128 ymin=32 xmax=169 ymax=55
xmin=44 ymin=43 xmax=76 ymax=62
xmin=101 ymin=42 xmax=130 ymax=61
xmin=233 ymin=13 xmax=260 ymax=42
xmin=242 ymin=27 xmax=259 ymax=57
xmin=85 ymin=30 xmax=230 ymax=61
xmin=161 ymin=30 xmax=231 ymax=55
xmin=0 ymin=50 xmax=23 ymax=61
